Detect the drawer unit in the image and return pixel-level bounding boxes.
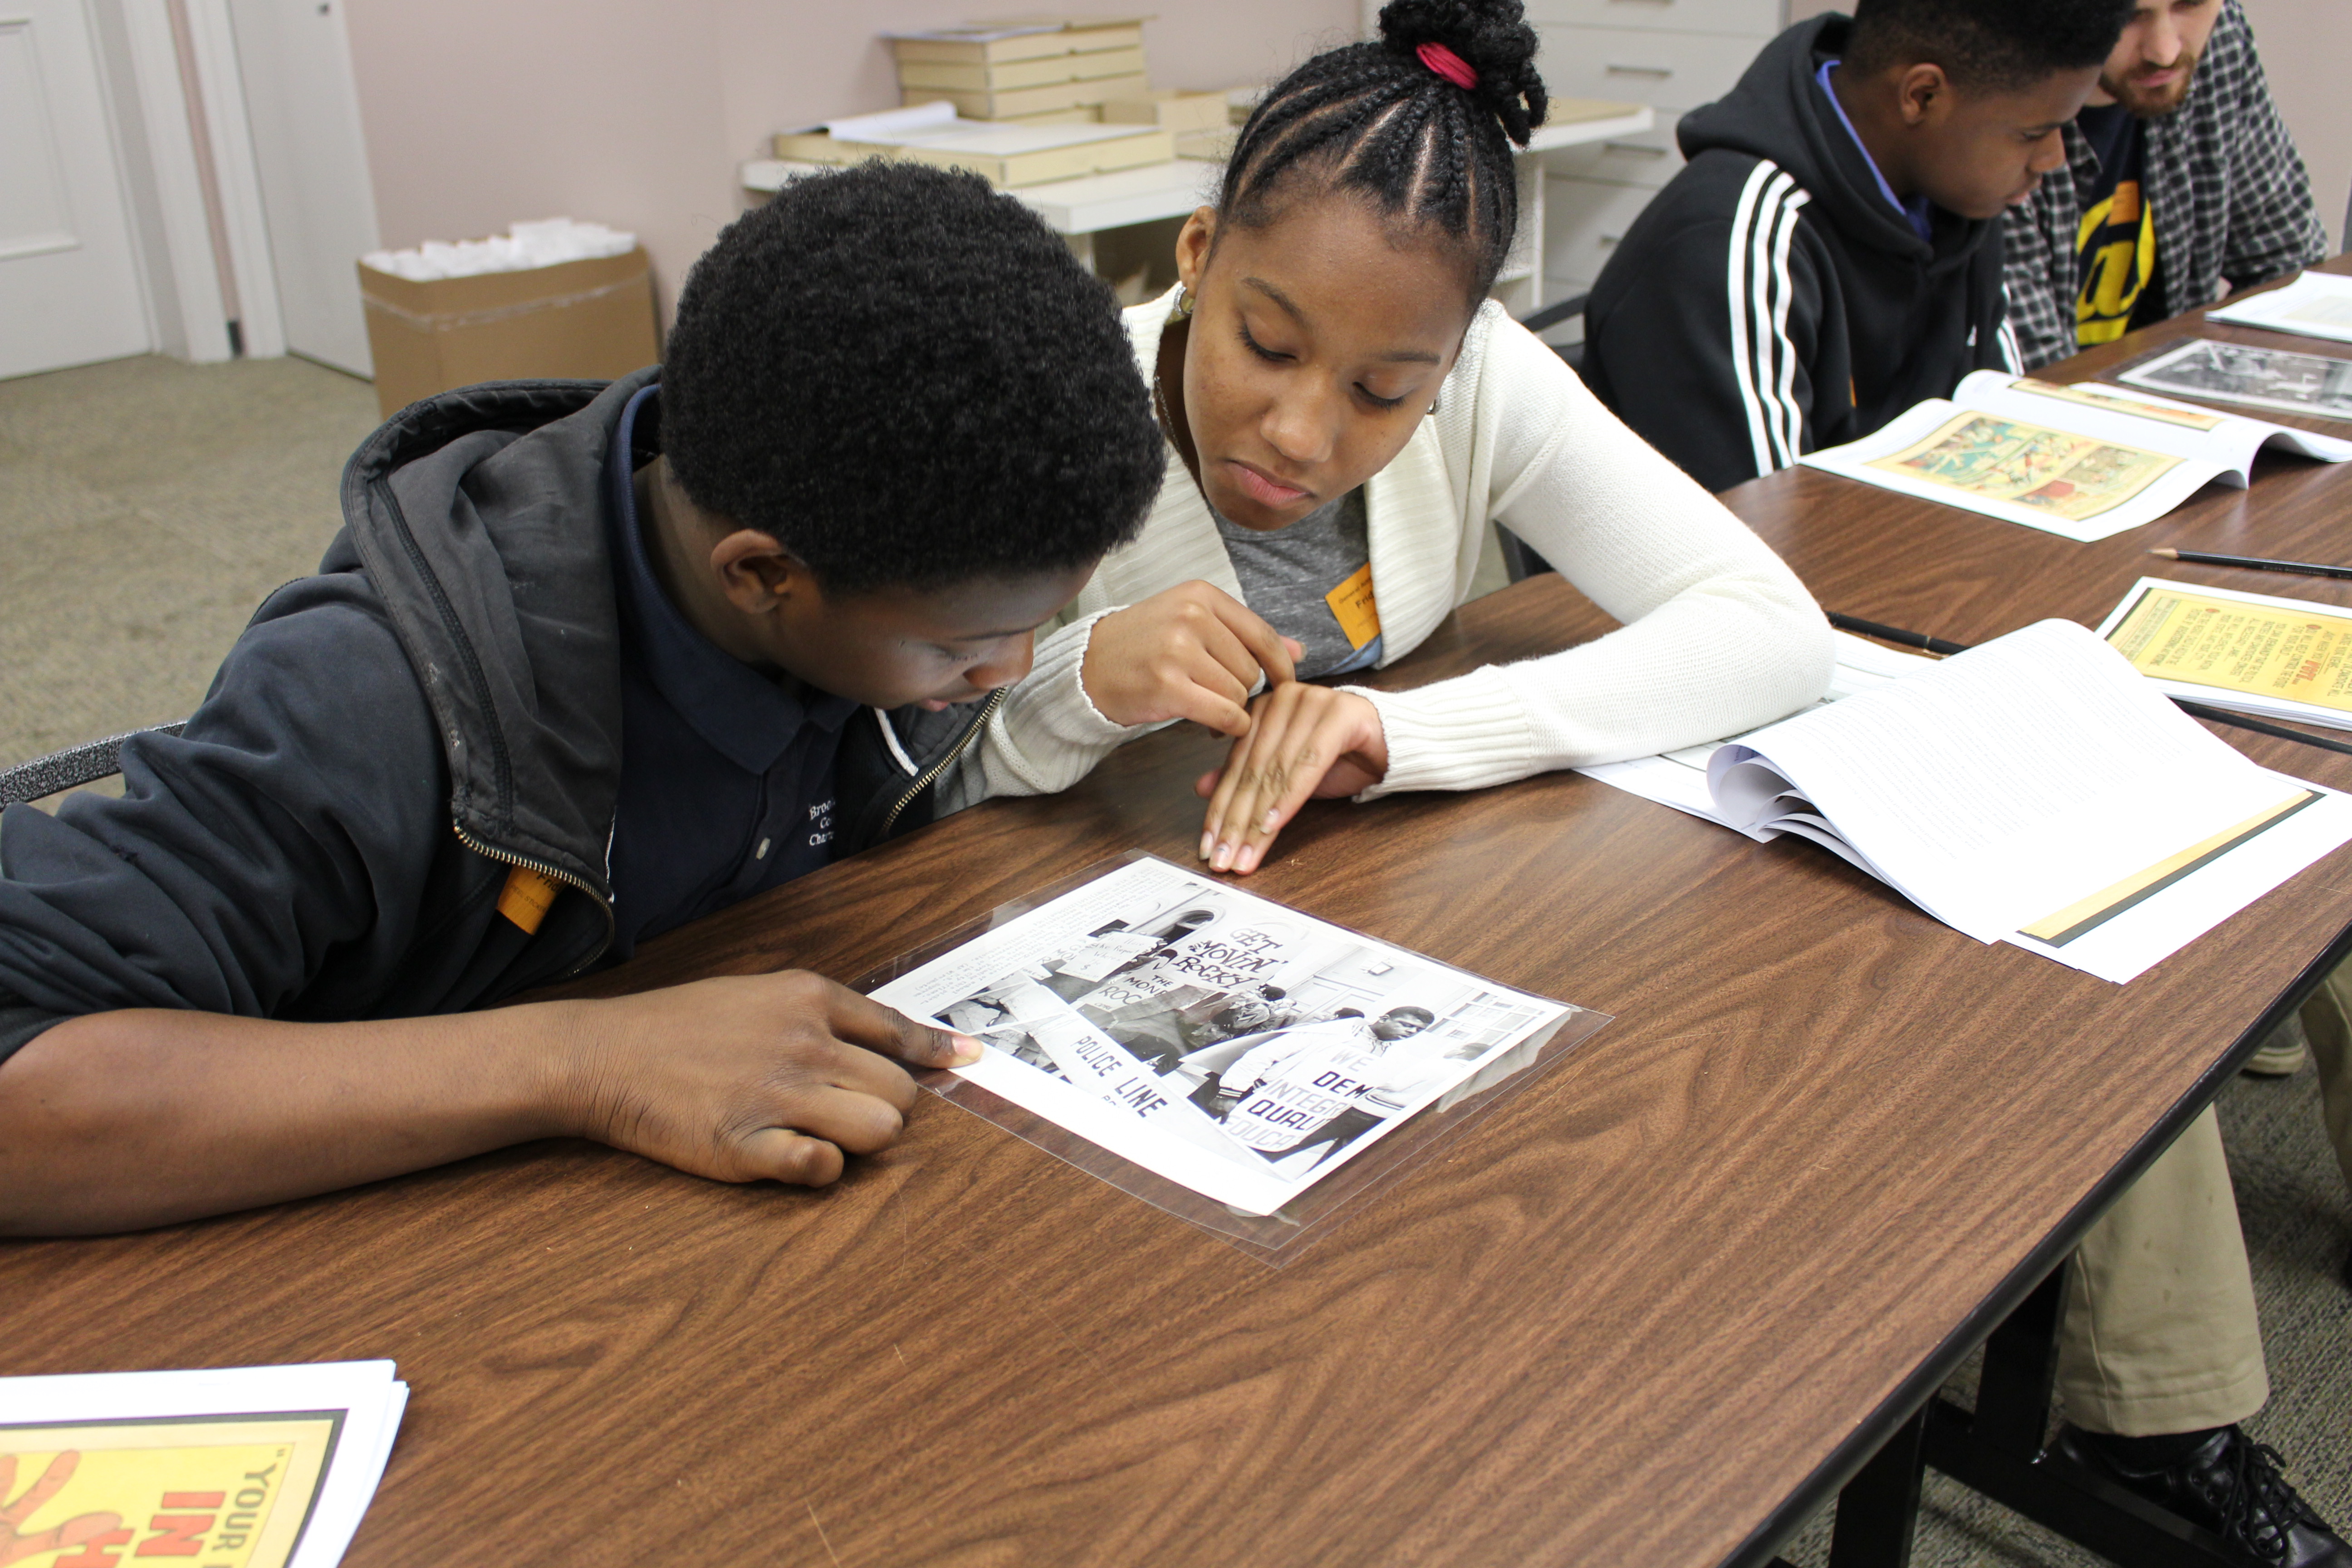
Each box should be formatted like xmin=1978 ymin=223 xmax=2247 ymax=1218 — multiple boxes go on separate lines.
xmin=1541 ymin=176 xmax=1664 ymax=287
xmin=1527 ymin=0 xmax=1783 ymax=35
xmin=1536 ymin=23 xmax=1767 ymax=111
xmin=1539 ymin=114 xmax=1685 ymax=189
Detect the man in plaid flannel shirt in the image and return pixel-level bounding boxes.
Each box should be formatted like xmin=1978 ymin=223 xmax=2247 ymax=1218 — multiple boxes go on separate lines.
xmin=2004 ymin=0 xmax=2326 ymax=370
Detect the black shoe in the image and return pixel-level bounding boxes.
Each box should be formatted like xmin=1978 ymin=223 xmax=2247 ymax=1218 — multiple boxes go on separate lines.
xmin=2056 ymin=1425 xmax=2352 ymax=1567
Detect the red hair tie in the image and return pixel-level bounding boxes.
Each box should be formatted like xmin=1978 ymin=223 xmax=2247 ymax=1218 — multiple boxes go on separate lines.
xmin=1416 ymin=40 xmax=1478 ymax=90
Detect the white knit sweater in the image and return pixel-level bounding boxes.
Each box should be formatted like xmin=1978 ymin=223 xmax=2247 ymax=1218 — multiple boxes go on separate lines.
xmin=956 ymin=286 xmax=1834 ymax=805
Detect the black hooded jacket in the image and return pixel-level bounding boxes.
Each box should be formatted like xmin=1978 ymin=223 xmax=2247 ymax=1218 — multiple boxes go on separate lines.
xmin=1582 ymin=14 xmax=2020 ymax=494
xmin=0 ymin=372 xmax=996 ymax=1063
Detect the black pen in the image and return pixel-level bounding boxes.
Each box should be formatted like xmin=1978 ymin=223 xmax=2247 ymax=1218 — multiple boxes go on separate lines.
xmin=1826 ymin=611 xmax=2352 ymax=759
xmin=2148 ymin=547 xmax=2352 ymax=582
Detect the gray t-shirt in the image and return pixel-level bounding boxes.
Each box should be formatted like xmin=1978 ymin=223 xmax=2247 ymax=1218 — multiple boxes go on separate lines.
xmin=1211 ymin=489 xmax=1384 ymax=680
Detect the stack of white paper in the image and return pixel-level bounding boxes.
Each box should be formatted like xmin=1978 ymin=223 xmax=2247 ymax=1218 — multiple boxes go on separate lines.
xmin=1583 ymin=622 xmax=2352 ymax=983
xmin=0 ymin=1361 xmax=406 ymax=1568
xmin=1702 ymin=621 xmax=2352 ymax=981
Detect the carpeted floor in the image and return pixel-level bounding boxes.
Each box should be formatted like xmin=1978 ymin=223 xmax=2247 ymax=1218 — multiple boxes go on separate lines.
xmin=0 ymin=354 xmax=379 ymax=769
xmin=0 ymin=354 xmax=2344 ymax=1565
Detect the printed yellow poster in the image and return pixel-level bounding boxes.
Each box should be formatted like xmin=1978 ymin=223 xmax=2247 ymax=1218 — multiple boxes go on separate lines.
xmin=0 ymin=1414 xmax=337 ymax=1568
xmin=2009 ymin=377 xmax=2225 ymax=431
xmin=1866 ymin=413 xmax=2180 ymax=522
xmin=2106 ymin=586 xmax=2352 ymax=714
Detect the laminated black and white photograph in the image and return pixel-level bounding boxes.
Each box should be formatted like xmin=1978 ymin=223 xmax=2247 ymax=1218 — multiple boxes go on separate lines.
xmin=867 ymin=855 xmax=1578 ymax=1217
xmin=2117 ymin=338 xmax=2352 ymax=423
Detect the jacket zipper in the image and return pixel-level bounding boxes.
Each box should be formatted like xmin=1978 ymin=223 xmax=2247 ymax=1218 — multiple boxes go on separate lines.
xmin=877 ymin=686 xmax=1009 ymax=838
xmin=452 ymin=823 xmax=615 ymax=975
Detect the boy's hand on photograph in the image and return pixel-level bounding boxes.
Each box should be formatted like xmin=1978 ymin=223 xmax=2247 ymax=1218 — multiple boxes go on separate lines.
xmin=1195 ymin=683 xmax=1389 ymax=874
xmin=559 ymin=973 xmax=980 ymax=1188
xmin=1083 ymin=581 xmax=1303 ymax=737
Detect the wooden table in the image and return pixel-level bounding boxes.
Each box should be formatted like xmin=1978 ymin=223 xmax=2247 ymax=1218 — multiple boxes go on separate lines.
xmin=9 ymin=283 xmax=2352 ymax=1568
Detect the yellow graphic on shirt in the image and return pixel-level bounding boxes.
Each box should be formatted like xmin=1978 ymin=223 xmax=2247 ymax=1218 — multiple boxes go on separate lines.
xmin=2076 ymin=179 xmax=2157 ymax=347
xmin=0 ymin=1415 xmax=338 ymax=1568
xmin=1324 ymin=563 xmax=1381 ymax=650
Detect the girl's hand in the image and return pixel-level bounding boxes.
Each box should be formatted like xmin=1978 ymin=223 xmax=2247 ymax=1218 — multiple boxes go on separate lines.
xmin=1196 ymin=685 xmax=1388 ymax=873
xmin=1082 ymin=582 xmax=1302 ymax=736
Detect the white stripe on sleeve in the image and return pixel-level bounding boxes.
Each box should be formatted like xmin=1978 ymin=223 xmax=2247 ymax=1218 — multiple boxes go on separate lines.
xmin=1725 ymin=162 xmax=1778 ymax=480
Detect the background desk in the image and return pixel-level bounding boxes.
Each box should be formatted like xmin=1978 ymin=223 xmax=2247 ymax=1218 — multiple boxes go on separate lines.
xmin=7 ymin=279 xmax=2352 ymax=1568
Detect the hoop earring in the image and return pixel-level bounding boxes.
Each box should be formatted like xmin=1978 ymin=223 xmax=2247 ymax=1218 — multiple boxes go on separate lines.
xmin=1170 ymin=285 xmax=1195 ymax=323
xmin=1426 ymin=392 xmax=1441 ymax=416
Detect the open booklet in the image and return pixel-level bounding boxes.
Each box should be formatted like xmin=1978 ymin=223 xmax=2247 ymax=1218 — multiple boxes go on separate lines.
xmin=0 ymin=1361 xmax=406 ymax=1568
xmin=2099 ymin=576 xmax=2352 ymax=733
xmin=1582 ymin=621 xmax=2352 ymax=984
xmin=1800 ymin=369 xmax=2352 ymax=542
xmin=866 ymin=854 xmax=1591 ymax=1221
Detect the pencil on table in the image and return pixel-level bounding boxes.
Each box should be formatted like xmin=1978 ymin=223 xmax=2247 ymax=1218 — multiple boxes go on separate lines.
xmin=2147 ymin=547 xmax=2352 ymax=582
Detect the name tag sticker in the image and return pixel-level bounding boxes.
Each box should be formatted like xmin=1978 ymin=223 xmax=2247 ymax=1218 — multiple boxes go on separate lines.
xmin=1324 ymin=563 xmax=1381 ymax=651
xmin=496 ymin=866 xmax=560 ymax=934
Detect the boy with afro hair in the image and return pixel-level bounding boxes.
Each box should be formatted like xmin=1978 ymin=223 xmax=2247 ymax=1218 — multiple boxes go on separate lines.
xmin=0 ymin=162 xmax=1164 ymax=1235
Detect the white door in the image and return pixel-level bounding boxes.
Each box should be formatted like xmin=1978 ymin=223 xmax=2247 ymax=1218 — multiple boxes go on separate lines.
xmin=225 ymin=0 xmax=376 ymax=376
xmin=0 ymin=0 xmax=153 ymax=379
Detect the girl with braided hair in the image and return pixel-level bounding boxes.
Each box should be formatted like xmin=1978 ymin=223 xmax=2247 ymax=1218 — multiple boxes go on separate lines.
xmin=964 ymin=0 xmax=1833 ymax=874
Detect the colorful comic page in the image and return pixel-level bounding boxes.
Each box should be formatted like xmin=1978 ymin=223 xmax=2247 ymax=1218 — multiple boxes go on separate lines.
xmin=1863 ymin=413 xmax=2180 ymax=523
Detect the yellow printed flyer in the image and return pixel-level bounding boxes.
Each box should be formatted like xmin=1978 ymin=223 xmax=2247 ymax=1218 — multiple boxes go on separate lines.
xmin=0 ymin=1416 xmax=336 ymax=1568
xmin=2104 ymin=581 xmax=2352 ymax=720
xmin=0 ymin=1362 xmax=403 ymax=1568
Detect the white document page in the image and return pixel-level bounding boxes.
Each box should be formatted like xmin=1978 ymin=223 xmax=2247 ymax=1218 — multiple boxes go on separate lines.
xmin=1704 ymin=621 xmax=2347 ymax=975
xmin=2205 ymin=270 xmax=2352 ymax=345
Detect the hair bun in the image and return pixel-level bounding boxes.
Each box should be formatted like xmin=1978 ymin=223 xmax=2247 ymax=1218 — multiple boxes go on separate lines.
xmin=1377 ymin=0 xmax=1548 ymax=145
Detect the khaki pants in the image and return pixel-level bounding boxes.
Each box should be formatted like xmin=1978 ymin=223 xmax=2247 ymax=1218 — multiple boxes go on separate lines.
xmin=2295 ymin=959 xmax=2352 ymax=1197
xmin=2050 ymin=976 xmax=2352 ymax=1436
xmin=2055 ymin=1107 xmax=2270 ymax=1436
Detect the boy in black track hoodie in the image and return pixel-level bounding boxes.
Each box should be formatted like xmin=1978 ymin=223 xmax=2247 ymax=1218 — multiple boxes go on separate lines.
xmin=1584 ymin=0 xmax=2123 ymax=492
xmin=1588 ymin=8 xmax=2352 ymax=1560
xmin=0 ymin=163 xmax=1166 ymax=1236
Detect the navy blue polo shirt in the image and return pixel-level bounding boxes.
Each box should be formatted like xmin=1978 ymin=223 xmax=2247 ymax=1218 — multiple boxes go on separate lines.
xmin=603 ymin=383 xmax=858 ymax=960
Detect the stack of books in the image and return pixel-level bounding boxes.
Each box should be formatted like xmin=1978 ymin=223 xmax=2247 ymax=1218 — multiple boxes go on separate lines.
xmin=890 ymin=20 xmax=1151 ymax=123
xmin=774 ymin=102 xmax=1175 ymax=190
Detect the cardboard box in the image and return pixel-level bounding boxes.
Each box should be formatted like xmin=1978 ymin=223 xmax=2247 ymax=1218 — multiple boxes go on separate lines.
xmin=358 ymin=246 xmax=658 ymax=419
xmin=1100 ymin=88 xmax=1228 ymax=135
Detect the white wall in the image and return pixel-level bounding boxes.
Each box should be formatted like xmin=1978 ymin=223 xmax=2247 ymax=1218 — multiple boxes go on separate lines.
xmin=2239 ymin=0 xmax=2352 ymax=247
xmin=340 ymin=0 xmax=1357 ymax=331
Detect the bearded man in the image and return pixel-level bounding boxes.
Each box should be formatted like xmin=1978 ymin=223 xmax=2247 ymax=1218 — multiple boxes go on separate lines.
xmin=2004 ymin=0 xmax=2327 ymax=368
